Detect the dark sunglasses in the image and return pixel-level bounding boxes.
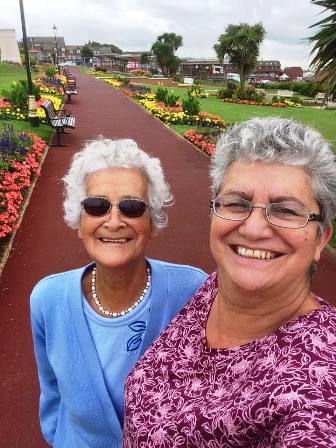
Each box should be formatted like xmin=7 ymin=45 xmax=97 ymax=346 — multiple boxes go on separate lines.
xmin=81 ymin=196 xmax=149 ymax=218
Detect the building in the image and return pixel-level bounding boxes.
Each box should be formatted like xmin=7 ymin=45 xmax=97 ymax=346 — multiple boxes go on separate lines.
xmin=0 ymin=28 xmax=21 ymax=64
xmin=66 ymin=45 xmax=83 ymax=64
xmin=283 ymin=67 xmax=304 ymax=80
xmin=19 ymin=36 xmax=66 ymax=63
xmin=179 ymin=59 xmax=282 ymax=81
xmin=250 ymin=60 xmax=282 ymax=81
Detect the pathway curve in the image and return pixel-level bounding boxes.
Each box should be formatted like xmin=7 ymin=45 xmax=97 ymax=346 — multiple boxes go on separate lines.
xmin=0 ymin=70 xmax=335 ymax=447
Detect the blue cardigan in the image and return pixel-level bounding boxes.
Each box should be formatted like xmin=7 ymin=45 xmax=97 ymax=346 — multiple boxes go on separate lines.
xmin=30 ymin=259 xmax=207 ymax=447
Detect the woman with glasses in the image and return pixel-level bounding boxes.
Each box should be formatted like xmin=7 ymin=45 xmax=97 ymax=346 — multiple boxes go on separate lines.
xmin=123 ymin=117 xmax=336 ymax=447
xmin=30 ymin=138 xmax=206 ymax=448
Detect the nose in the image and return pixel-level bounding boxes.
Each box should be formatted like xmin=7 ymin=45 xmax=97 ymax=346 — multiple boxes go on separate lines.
xmin=237 ymin=205 xmax=274 ymax=239
xmin=103 ymin=204 xmax=126 ymax=229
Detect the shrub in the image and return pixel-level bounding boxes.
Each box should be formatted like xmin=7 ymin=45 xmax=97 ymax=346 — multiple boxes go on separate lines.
xmin=237 ymin=86 xmax=256 ymax=100
xmin=156 ymin=87 xmax=168 ymax=103
xmin=292 ymin=95 xmax=301 ymax=104
xmin=272 ymin=95 xmax=279 ymax=103
xmin=217 ymin=87 xmax=232 ymax=99
xmin=165 ymin=93 xmax=179 ymax=107
xmin=45 ymin=67 xmax=58 ymax=78
xmin=251 ymin=92 xmax=265 ymax=103
xmin=292 ymin=81 xmax=320 ymax=98
xmin=1 ymin=80 xmax=41 ymax=113
xmin=182 ymin=96 xmax=200 ymax=115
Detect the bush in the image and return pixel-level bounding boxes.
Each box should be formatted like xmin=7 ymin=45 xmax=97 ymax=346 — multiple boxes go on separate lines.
xmin=237 ymin=86 xmax=256 ymax=100
xmin=218 ymin=87 xmax=232 ymax=99
xmin=251 ymin=92 xmax=265 ymax=103
xmin=165 ymin=93 xmax=179 ymax=107
xmin=45 ymin=66 xmax=58 ymax=78
xmin=1 ymin=80 xmax=41 ymax=112
xmin=292 ymin=81 xmax=320 ymax=98
xmin=292 ymin=95 xmax=301 ymax=104
xmin=156 ymin=87 xmax=168 ymax=103
xmin=182 ymin=96 xmax=200 ymax=115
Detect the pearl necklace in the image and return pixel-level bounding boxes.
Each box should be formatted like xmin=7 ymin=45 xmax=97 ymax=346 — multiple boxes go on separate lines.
xmin=91 ymin=266 xmax=151 ymax=318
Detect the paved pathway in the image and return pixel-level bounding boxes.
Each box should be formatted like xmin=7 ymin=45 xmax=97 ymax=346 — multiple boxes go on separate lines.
xmin=0 ymin=70 xmax=335 ymax=447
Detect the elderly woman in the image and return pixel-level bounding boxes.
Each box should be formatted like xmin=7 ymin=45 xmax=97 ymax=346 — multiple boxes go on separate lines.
xmin=30 ymin=139 xmax=206 ymax=447
xmin=123 ymin=117 xmax=336 ymax=447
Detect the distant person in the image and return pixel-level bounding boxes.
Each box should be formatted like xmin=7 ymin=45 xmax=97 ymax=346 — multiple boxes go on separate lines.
xmin=30 ymin=139 xmax=207 ymax=447
xmin=123 ymin=118 xmax=336 ymax=447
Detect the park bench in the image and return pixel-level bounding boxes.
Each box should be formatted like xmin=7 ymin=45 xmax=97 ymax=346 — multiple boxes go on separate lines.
xmin=314 ymin=92 xmax=332 ymax=104
xmin=41 ymin=99 xmax=76 ymax=146
xmin=60 ymin=82 xmax=78 ymax=103
xmin=277 ymin=89 xmax=293 ymax=98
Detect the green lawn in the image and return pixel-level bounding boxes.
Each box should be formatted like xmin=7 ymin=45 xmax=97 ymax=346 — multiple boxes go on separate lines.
xmin=0 ymin=62 xmax=41 ymax=93
xmin=132 ymin=83 xmax=336 ymax=145
xmin=0 ymin=120 xmax=53 ymax=143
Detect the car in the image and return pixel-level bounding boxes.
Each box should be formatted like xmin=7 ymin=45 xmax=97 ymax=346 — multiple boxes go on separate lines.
xmin=60 ymin=61 xmax=77 ymax=67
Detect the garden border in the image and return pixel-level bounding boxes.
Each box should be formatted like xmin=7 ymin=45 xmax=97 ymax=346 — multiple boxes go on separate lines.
xmin=0 ymin=137 xmax=51 ymax=278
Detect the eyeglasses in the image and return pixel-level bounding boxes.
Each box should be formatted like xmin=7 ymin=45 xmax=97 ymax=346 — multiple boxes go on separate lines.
xmin=81 ymin=196 xmax=149 ymax=218
xmin=210 ymin=195 xmax=322 ymax=229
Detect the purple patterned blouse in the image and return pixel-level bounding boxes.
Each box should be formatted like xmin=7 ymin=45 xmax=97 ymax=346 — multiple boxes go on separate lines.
xmin=123 ymin=272 xmax=336 ymax=447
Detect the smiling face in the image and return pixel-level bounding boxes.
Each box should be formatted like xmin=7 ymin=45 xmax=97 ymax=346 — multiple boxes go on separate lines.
xmin=210 ymin=161 xmax=332 ymax=296
xmin=78 ymin=167 xmax=158 ymax=271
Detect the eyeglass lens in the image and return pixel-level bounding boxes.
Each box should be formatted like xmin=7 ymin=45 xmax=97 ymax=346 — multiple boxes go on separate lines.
xmin=213 ymin=195 xmax=310 ymax=228
xmin=82 ymin=197 xmax=147 ymax=218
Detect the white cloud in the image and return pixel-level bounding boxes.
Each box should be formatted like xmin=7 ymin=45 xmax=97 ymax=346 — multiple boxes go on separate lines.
xmin=1 ymin=0 xmax=327 ymax=68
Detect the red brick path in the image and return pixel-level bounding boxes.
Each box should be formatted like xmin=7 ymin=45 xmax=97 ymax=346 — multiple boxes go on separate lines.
xmin=0 ymin=69 xmax=335 ymax=447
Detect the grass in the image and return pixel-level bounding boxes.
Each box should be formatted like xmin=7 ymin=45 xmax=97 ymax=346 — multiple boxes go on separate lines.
xmin=133 ymin=83 xmax=336 ymax=146
xmin=0 ymin=62 xmax=41 ymax=93
xmin=0 ymin=120 xmax=53 ymax=143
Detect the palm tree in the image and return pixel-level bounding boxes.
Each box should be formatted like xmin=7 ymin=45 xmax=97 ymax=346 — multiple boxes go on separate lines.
xmin=214 ymin=23 xmax=266 ymax=97
xmin=151 ymin=33 xmax=183 ymax=77
xmin=308 ymin=0 xmax=336 ymax=103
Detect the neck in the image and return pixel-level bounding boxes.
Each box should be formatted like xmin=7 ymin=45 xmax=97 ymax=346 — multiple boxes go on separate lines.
xmin=84 ymin=259 xmax=149 ymax=313
xmin=206 ymin=271 xmax=319 ymax=349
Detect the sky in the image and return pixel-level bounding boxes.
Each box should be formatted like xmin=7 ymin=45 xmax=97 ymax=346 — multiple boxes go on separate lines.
xmin=2 ymin=0 xmax=327 ymax=70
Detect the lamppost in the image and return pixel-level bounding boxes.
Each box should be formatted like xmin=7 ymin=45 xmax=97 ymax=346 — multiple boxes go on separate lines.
xmin=53 ymin=24 xmax=60 ymax=73
xmin=18 ymin=0 xmax=39 ymax=127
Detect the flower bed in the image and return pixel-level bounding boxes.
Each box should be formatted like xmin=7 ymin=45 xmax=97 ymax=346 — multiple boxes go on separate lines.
xmin=138 ymin=98 xmax=225 ymax=128
xmin=222 ymin=98 xmax=301 ymax=108
xmin=0 ymin=126 xmax=47 ymax=238
xmin=0 ymin=94 xmax=61 ymax=123
xmin=103 ymin=79 xmax=122 ymax=88
xmin=120 ymin=84 xmax=152 ymax=99
xmin=184 ymin=128 xmax=222 ymax=157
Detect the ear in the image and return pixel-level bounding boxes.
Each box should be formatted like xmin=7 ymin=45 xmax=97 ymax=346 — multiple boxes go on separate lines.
xmin=314 ymin=224 xmax=333 ymax=262
xmin=149 ymin=225 xmax=160 ymax=240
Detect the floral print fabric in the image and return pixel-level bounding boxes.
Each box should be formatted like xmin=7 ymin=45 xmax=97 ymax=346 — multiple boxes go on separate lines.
xmin=123 ymin=272 xmax=336 ymax=447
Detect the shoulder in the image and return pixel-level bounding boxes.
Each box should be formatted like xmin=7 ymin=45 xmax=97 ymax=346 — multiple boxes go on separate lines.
xmin=30 ymin=265 xmax=89 ymax=311
xmin=148 ymin=258 xmax=207 ymax=283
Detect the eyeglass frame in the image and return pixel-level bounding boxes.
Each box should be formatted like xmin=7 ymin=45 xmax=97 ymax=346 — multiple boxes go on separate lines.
xmin=81 ymin=196 xmax=150 ymax=219
xmin=209 ymin=197 xmax=322 ymax=229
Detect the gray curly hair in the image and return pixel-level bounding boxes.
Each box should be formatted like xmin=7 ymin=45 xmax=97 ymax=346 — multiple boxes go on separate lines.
xmin=63 ymin=138 xmax=173 ymax=229
xmin=210 ymin=117 xmax=336 ymax=232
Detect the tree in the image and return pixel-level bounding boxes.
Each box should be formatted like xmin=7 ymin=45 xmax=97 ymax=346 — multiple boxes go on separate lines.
xmin=81 ymin=44 xmax=93 ymax=59
xmin=140 ymin=52 xmax=150 ymax=66
xmin=308 ymin=0 xmax=336 ymax=103
xmin=151 ymin=33 xmax=183 ymax=77
xmin=214 ymin=23 xmax=265 ymax=96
